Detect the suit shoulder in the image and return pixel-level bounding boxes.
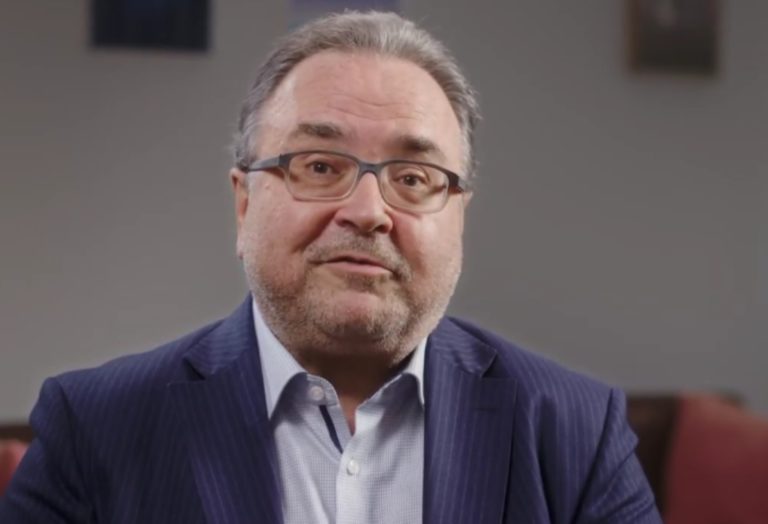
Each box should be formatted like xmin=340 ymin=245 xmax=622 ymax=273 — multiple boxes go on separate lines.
xmin=441 ymin=317 xmax=629 ymax=470
xmin=443 ymin=316 xmax=614 ymax=399
xmin=52 ymin=318 xmax=223 ymax=403
xmin=439 ymin=318 xmax=657 ymax=522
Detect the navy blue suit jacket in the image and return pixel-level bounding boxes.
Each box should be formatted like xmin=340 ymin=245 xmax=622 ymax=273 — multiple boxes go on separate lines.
xmin=1 ymin=299 xmax=661 ymax=523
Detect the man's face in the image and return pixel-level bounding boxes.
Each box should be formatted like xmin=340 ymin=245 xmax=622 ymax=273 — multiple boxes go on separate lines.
xmin=232 ymin=50 xmax=468 ymax=358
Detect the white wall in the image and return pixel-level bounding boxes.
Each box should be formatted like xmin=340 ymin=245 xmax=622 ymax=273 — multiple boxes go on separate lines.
xmin=422 ymin=0 xmax=768 ymax=411
xmin=1 ymin=1 xmax=766 ymax=420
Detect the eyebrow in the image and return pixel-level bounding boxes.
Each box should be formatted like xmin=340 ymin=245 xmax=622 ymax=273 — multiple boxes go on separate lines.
xmin=288 ymin=122 xmax=346 ymax=141
xmin=288 ymin=121 xmax=447 ymax=162
xmin=393 ymin=133 xmax=444 ymax=161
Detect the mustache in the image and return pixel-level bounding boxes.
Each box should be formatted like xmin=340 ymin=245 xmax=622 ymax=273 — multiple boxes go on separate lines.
xmin=305 ymin=234 xmax=411 ymax=278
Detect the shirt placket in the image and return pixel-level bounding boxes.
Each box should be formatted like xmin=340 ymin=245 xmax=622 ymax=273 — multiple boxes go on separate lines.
xmin=335 ymin=398 xmax=385 ymax=524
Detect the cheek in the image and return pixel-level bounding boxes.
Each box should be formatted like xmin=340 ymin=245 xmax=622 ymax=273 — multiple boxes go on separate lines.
xmin=243 ymin=180 xmax=338 ymax=256
xmin=395 ymin=209 xmax=464 ymax=275
xmin=239 ymin=181 xmax=292 ymax=259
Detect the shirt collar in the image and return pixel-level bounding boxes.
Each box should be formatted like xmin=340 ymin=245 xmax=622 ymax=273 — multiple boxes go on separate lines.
xmin=252 ymin=297 xmax=427 ymax=418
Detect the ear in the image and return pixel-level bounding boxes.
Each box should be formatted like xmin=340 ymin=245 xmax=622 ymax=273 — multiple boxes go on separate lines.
xmin=462 ymin=191 xmax=474 ymax=208
xmin=230 ymin=168 xmax=250 ymax=259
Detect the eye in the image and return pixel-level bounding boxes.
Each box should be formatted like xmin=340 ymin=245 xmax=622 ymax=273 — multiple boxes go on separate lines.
xmin=392 ymin=168 xmax=430 ymax=189
xmin=400 ymin=174 xmax=426 ymax=187
xmin=296 ymin=153 xmax=350 ymax=177
xmin=310 ymin=161 xmax=334 ymax=175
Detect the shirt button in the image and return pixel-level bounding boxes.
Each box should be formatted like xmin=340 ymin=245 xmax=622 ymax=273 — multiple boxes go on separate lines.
xmin=308 ymin=385 xmax=325 ymax=402
xmin=346 ymin=458 xmax=360 ymax=476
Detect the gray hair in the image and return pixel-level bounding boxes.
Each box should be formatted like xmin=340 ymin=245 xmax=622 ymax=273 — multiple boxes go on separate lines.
xmin=233 ymin=10 xmax=480 ymax=179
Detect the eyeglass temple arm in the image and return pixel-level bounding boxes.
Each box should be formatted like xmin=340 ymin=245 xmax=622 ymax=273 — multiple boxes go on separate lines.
xmin=238 ymin=156 xmax=283 ymax=173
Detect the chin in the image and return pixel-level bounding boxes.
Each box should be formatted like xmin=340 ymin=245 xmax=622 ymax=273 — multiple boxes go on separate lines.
xmin=312 ymin=291 xmax=409 ymax=341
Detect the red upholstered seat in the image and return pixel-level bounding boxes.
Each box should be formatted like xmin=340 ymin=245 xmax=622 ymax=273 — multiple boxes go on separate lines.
xmin=664 ymin=394 xmax=768 ymax=524
xmin=0 ymin=440 xmax=28 ymax=497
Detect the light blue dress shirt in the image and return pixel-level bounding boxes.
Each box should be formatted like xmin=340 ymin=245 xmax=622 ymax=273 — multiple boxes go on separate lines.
xmin=253 ymin=299 xmax=426 ymax=524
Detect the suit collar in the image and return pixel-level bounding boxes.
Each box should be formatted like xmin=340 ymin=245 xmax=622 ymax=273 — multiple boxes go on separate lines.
xmin=181 ymin=297 xmax=257 ymax=379
xmin=424 ymin=317 xmax=519 ymax=524
xmin=427 ymin=317 xmax=500 ymax=375
xmin=169 ymin=297 xmax=282 ymax=524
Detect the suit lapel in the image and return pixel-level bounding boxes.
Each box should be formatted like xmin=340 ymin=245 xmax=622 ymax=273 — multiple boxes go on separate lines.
xmin=168 ymin=299 xmax=282 ymax=524
xmin=424 ymin=319 xmax=518 ymax=524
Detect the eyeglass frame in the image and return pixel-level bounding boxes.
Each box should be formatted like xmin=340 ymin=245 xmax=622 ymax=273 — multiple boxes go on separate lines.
xmin=237 ymin=150 xmax=472 ymax=213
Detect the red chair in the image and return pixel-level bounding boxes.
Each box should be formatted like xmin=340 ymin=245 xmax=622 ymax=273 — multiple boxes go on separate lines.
xmin=0 ymin=440 xmax=28 ymax=497
xmin=664 ymin=395 xmax=768 ymax=524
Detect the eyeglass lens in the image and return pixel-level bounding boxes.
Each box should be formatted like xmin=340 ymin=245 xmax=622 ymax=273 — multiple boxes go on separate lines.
xmin=285 ymin=152 xmax=449 ymax=212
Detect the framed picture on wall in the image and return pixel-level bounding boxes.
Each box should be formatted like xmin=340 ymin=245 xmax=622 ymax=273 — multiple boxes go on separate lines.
xmin=91 ymin=0 xmax=209 ymax=51
xmin=627 ymin=0 xmax=719 ymax=75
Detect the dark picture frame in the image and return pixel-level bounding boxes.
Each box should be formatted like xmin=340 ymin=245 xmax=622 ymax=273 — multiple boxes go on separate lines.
xmin=91 ymin=0 xmax=210 ymax=52
xmin=627 ymin=0 xmax=720 ymax=75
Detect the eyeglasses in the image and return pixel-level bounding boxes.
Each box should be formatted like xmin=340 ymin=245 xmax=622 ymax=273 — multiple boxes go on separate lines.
xmin=239 ymin=150 xmax=472 ymax=214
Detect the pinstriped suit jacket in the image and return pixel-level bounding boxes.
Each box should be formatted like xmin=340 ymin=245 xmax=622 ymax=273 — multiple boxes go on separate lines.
xmin=0 ymin=298 xmax=661 ymax=523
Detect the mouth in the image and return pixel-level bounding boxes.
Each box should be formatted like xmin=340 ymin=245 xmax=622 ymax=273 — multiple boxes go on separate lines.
xmin=320 ymin=253 xmax=394 ymax=276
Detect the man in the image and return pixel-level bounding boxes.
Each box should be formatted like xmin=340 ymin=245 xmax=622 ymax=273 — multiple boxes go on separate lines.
xmin=1 ymin=11 xmax=661 ymax=524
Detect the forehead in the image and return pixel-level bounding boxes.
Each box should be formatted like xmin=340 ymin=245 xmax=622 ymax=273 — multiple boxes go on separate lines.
xmin=257 ymin=50 xmax=464 ymax=168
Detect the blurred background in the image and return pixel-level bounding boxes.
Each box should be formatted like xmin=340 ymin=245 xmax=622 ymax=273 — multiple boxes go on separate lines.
xmin=1 ymin=0 xmax=766 ymax=426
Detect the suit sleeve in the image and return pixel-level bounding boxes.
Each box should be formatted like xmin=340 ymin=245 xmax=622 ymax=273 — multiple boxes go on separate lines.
xmin=574 ymin=388 xmax=663 ymax=524
xmin=0 ymin=378 xmax=95 ymax=523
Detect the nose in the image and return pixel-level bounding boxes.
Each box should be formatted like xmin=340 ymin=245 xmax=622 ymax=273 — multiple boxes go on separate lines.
xmin=333 ymin=172 xmax=394 ymax=234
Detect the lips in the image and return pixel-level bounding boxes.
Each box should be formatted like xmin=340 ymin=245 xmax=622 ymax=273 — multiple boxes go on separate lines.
xmin=324 ymin=253 xmax=392 ymax=272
